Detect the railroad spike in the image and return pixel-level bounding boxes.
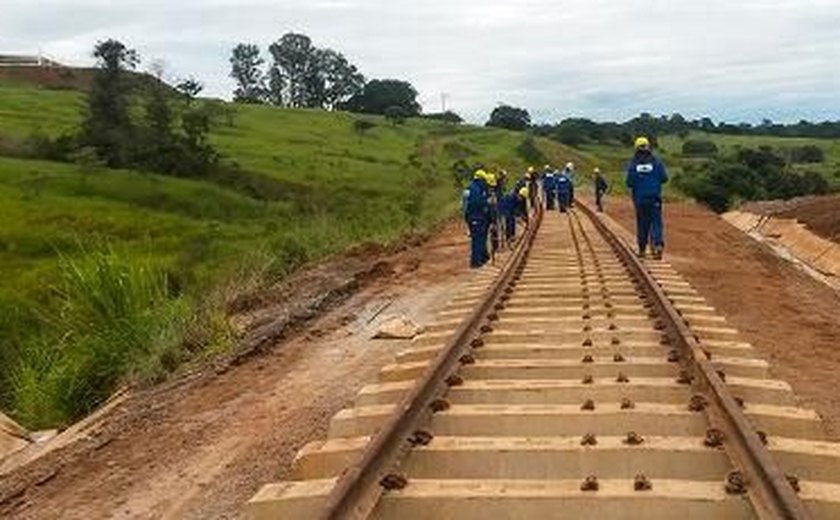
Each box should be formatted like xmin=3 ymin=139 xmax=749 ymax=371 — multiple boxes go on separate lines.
xmin=582 ymin=374 xmax=594 ymax=384
xmin=581 ymin=399 xmax=596 ymax=411
xmin=756 ymin=430 xmax=769 ymax=445
xmin=611 ymin=337 xmax=621 ymax=346
xmin=733 ymin=397 xmax=745 ymax=408
xmin=613 ymin=353 xmax=626 ymax=363
xmin=716 ymin=369 xmax=727 ymax=382
xmin=620 ymin=397 xmax=635 ymax=410
xmin=480 ymin=324 xmax=493 ymax=334
xmin=582 ymin=354 xmax=594 ymax=364
xmin=667 ymin=350 xmax=680 ymax=363
xmin=616 ymin=372 xmax=630 ymax=383
xmin=470 ymin=338 xmax=484 ymax=348
xmin=582 ymin=338 xmax=593 ymax=347
xmin=487 ymin=312 xmax=499 ymax=322
xmin=459 ymin=353 xmax=476 ymax=365
xmin=581 ymin=433 xmax=598 ymax=446
xmin=677 ymin=370 xmax=693 ymax=385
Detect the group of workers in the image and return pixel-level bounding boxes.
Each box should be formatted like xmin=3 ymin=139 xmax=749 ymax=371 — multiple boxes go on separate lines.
xmin=462 ymin=135 xmax=668 ymax=268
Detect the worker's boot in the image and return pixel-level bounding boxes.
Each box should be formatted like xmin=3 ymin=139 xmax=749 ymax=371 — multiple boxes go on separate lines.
xmin=652 ymin=247 xmax=663 ymax=260
xmin=637 ymin=247 xmax=646 ymax=259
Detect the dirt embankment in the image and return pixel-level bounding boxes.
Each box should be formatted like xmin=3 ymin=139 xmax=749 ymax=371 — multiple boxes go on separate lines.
xmin=610 ymin=198 xmax=840 ymax=439
xmin=743 ymin=194 xmax=840 ymax=243
xmin=0 ymin=221 xmax=474 ymax=520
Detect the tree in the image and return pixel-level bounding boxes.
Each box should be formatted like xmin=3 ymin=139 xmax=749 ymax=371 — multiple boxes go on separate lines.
xmin=317 ymin=49 xmax=365 ymax=109
xmin=176 ymin=77 xmax=203 ymax=101
xmin=229 ymin=43 xmax=266 ymax=104
xmin=343 ymin=79 xmax=421 ymax=116
xmin=486 ymin=105 xmax=531 ymax=131
xmin=81 ymin=39 xmax=140 ymax=167
xmin=424 ymin=111 xmax=463 ymax=124
xmin=268 ymin=33 xmax=315 ymax=108
xmin=384 ymin=105 xmax=406 ymax=125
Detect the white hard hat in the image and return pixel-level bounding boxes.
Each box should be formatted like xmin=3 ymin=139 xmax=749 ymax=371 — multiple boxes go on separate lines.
xmin=566 ymin=162 xmax=574 ymax=170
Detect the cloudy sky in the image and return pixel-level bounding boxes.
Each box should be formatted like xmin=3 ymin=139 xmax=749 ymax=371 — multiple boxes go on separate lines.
xmin=4 ymin=0 xmax=840 ymax=124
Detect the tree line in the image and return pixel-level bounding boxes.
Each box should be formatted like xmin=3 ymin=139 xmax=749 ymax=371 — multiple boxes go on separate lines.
xmin=229 ymin=33 xmax=436 ymax=122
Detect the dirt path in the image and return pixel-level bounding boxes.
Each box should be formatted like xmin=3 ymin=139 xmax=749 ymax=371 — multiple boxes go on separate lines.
xmin=0 ymin=222 xmax=474 ymax=520
xmin=609 ymin=197 xmax=840 ymax=439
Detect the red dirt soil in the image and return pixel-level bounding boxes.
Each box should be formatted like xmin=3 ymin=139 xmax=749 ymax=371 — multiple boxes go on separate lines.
xmin=0 ymin=221 xmax=473 ymax=520
xmin=743 ymin=194 xmax=840 ymax=243
xmin=610 ymin=197 xmax=840 ymax=439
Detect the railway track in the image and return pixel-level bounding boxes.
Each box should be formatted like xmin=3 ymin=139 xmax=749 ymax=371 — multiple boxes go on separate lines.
xmin=248 ymin=203 xmax=840 ymax=519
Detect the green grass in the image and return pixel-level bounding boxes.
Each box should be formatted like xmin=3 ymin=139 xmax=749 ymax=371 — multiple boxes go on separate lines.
xmin=0 ymin=80 xmax=580 ymax=428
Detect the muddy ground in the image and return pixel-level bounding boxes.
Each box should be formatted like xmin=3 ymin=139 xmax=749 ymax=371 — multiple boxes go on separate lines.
xmin=610 ymin=198 xmax=840 ymax=439
xmin=3 ymin=198 xmax=840 ymax=519
xmin=0 ymin=221 xmax=474 ymax=520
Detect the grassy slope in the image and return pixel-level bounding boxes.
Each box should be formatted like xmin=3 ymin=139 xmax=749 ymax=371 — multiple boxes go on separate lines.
xmin=0 ymin=81 xmax=582 ymax=427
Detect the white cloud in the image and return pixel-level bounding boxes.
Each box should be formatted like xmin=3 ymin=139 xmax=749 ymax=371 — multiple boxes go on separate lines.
xmin=2 ymin=0 xmax=840 ymax=123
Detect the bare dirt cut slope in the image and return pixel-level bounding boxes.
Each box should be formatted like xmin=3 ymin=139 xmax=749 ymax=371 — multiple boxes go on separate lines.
xmin=0 ymin=222 xmax=474 ymax=520
xmin=611 ymin=198 xmax=840 ymax=439
xmin=744 ymin=194 xmax=840 ymax=243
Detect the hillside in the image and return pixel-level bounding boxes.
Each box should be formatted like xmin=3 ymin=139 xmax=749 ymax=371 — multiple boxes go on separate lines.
xmin=0 ymin=81 xmax=581 ymax=429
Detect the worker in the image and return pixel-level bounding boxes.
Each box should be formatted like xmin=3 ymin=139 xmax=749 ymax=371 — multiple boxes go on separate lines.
xmin=562 ymin=162 xmax=576 ymax=207
xmin=465 ymin=169 xmax=491 ymax=268
xmin=542 ymin=166 xmax=556 ymax=210
xmin=556 ymin=168 xmax=572 ymax=212
xmin=626 ymin=136 xmax=668 ymax=259
xmin=528 ymin=166 xmax=540 ymax=208
xmin=594 ymin=167 xmax=609 ymax=212
xmin=486 ymin=171 xmax=501 ymax=256
xmin=499 ymin=185 xmax=527 ymax=245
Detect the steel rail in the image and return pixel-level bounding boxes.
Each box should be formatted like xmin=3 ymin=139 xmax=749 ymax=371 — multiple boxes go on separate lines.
xmin=317 ymin=205 xmax=544 ymax=520
xmin=575 ymin=202 xmax=811 ymax=520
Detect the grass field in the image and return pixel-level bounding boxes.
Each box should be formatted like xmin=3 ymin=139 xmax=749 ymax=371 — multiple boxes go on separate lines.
xmin=0 ymin=80 xmax=584 ymax=428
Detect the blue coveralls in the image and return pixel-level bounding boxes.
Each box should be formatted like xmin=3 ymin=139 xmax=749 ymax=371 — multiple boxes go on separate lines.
xmin=465 ymin=178 xmax=490 ymax=268
xmin=499 ymin=189 xmax=519 ymax=242
xmin=595 ymin=175 xmax=609 ymax=212
xmin=543 ymin=173 xmax=556 ymax=210
xmin=556 ymin=173 xmax=572 ymax=212
xmin=626 ymin=151 xmax=669 ymax=253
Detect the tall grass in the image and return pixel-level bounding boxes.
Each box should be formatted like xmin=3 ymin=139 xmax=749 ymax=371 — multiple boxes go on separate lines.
xmin=8 ymin=246 xmax=188 ymax=429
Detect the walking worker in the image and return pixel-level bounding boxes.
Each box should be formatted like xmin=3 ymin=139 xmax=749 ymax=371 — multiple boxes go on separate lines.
xmin=562 ymin=162 xmax=576 ymax=207
xmin=542 ymin=167 xmax=557 ymax=210
xmin=626 ymin=136 xmax=669 ymax=259
xmin=485 ymin=171 xmax=501 ymax=256
xmin=499 ymin=184 xmax=527 ymax=245
xmin=594 ymin=167 xmax=609 ymax=212
xmin=556 ymin=168 xmax=573 ymax=212
xmin=465 ymin=169 xmax=491 ymax=268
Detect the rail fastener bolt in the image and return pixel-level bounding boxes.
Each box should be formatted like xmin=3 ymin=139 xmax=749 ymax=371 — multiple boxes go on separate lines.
xmin=445 ymin=374 xmax=464 ymax=387
xmin=430 ymin=398 xmax=450 ymax=413
xmin=716 ymin=370 xmax=727 ymax=382
xmin=408 ymin=430 xmax=434 ymax=446
xmin=459 ymin=353 xmax=476 ymax=365
xmin=724 ymin=471 xmax=748 ymax=495
xmin=581 ymin=433 xmax=598 ymax=446
xmin=616 ymin=373 xmax=630 ymax=383
xmin=581 ymin=399 xmax=596 ymax=411
xmin=786 ymin=474 xmax=801 ymax=493
xmin=689 ymin=394 xmax=709 ymax=412
xmin=581 ymin=475 xmax=600 ymax=492
xmin=620 ymin=398 xmax=635 ymax=410
xmin=624 ymin=432 xmax=645 ymax=445
xmin=380 ymin=473 xmax=409 ymax=491
xmin=582 ymin=374 xmax=594 ymax=385
xmin=613 ymin=353 xmax=626 ymax=363
xmin=756 ymin=430 xmax=769 ymax=445
xmin=582 ymin=354 xmax=595 ymax=364
xmin=582 ymin=338 xmax=593 ymax=347
xmin=704 ymin=428 xmax=725 ymax=448
xmin=634 ymin=474 xmax=653 ymax=491
xmin=677 ymin=370 xmax=693 ymax=385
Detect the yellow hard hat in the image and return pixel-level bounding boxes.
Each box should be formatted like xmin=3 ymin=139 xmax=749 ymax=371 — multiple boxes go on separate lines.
xmin=486 ymin=172 xmax=497 ymax=187
xmin=634 ymin=136 xmax=651 ymax=149
xmin=518 ymin=186 xmax=529 ymax=199
xmin=544 ymin=164 xmax=551 ymax=170
xmin=474 ymin=169 xmax=487 ymax=180
xmin=593 ymin=167 xmax=601 ymax=174
xmin=527 ymin=166 xmax=535 ymax=173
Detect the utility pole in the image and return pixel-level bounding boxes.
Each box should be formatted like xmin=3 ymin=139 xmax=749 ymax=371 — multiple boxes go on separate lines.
xmin=441 ymin=92 xmax=449 ymax=113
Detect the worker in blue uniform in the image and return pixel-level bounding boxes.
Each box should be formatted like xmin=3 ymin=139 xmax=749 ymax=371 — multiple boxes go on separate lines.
xmin=626 ymin=136 xmax=669 ymax=259
xmin=542 ymin=167 xmax=556 ymax=210
xmin=499 ymin=185 xmax=528 ymax=246
xmin=556 ymin=169 xmax=572 ymax=212
xmin=465 ymin=169 xmax=491 ymax=268
xmin=594 ymin=167 xmax=609 ymax=212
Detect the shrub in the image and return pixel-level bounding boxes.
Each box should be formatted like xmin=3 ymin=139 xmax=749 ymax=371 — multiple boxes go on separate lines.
xmin=789 ymin=145 xmax=825 ymax=164
xmin=681 ymin=139 xmax=718 ymax=157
